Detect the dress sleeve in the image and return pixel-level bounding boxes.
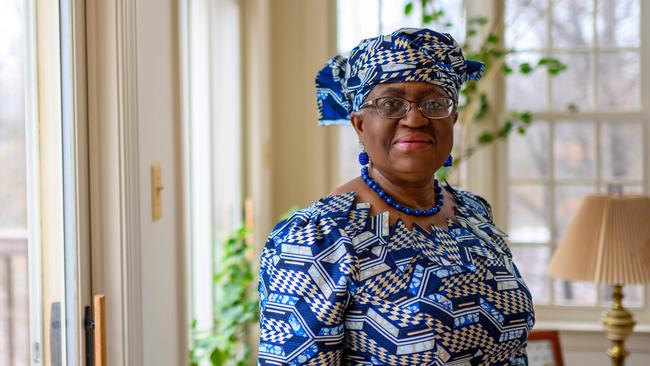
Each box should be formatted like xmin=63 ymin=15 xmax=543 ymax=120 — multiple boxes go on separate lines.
xmin=257 ymin=208 xmax=358 ymax=365
xmin=511 ymin=342 xmax=529 ymax=365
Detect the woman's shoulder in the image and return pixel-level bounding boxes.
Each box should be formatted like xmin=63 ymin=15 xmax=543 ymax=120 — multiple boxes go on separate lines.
xmin=266 ymin=190 xmax=363 ymax=250
xmin=445 ymin=183 xmax=494 ymax=220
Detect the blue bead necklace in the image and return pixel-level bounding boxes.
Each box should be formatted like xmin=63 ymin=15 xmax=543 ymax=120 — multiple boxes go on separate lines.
xmin=360 ymin=165 xmax=444 ymax=217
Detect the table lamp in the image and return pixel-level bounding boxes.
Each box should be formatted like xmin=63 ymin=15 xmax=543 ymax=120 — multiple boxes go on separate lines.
xmin=547 ymin=194 xmax=650 ymax=366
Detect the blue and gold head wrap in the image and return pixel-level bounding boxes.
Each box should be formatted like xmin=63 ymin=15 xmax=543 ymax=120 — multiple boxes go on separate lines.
xmin=316 ymin=28 xmax=484 ymax=125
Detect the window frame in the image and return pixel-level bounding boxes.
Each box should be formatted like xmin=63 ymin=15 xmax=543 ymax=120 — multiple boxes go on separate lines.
xmin=181 ymin=0 xmax=244 ymax=339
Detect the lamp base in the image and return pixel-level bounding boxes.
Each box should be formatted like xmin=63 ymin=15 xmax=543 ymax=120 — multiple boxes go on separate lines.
xmin=602 ymin=284 xmax=636 ymax=366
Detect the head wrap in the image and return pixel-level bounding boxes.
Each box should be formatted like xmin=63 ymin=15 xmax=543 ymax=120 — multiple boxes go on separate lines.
xmin=315 ymin=28 xmax=484 ymax=125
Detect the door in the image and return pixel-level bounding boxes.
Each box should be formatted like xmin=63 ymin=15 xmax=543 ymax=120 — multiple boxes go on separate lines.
xmin=0 ymin=0 xmax=92 ymax=364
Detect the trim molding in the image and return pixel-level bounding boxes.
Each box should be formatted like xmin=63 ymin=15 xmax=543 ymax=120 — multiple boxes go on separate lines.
xmin=86 ymin=0 xmax=142 ymax=363
xmin=116 ymin=0 xmax=143 ymax=364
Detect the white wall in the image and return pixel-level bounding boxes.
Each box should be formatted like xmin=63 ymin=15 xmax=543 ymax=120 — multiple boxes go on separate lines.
xmin=87 ymin=0 xmax=185 ymax=364
xmin=560 ymin=330 xmax=650 ymax=365
xmin=136 ymin=0 xmax=186 ymax=365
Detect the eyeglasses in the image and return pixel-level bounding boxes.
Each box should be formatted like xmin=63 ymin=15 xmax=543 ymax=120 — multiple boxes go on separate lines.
xmin=359 ymin=96 xmax=455 ymax=119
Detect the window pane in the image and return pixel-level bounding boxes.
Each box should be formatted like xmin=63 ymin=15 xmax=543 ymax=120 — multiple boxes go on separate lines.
xmin=505 ymin=0 xmax=548 ymax=50
xmin=551 ymin=0 xmax=594 ymax=48
xmin=554 ymin=280 xmax=597 ymax=306
xmin=601 ymin=122 xmax=643 ymax=181
xmin=337 ymin=0 xmax=380 ymax=53
xmin=381 ymin=0 xmax=421 ymax=34
xmin=509 ymin=121 xmax=549 ymax=179
xmin=0 ymin=0 xmax=29 ymax=364
xmin=0 ymin=0 xmax=28 ymax=229
xmin=512 ymin=246 xmax=550 ymax=304
xmin=509 ymin=184 xmax=550 ymax=243
xmin=597 ymin=52 xmax=640 ymax=110
xmin=555 ymin=184 xmax=597 ymax=241
xmin=550 ymin=52 xmax=593 ymax=111
xmin=554 ymin=122 xmax=596 ymax=180
xmin=506 ymin=52 xmax=548 ymax=111
xmin=601 ymin=284 xmax=644 ymax=308
xmin=596 ymin=0 xmax=640 ymax=48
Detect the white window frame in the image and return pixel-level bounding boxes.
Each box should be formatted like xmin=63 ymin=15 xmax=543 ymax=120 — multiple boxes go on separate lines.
xmin=180 ymin=0 xmax=244 ymax=340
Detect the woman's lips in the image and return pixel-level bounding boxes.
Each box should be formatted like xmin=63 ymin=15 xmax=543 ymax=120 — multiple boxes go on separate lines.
xmin=394 ymin=134 xmax=433 ymax=151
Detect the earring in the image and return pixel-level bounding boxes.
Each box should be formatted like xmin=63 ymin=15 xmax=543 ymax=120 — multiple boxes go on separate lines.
xmin=444 ymin=154 xmax=453 ymax=167
xmin=358 ymin=145 xmax=369 ymax=166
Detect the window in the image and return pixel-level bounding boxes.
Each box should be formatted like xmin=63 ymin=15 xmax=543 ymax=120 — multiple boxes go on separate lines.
xmin=182 ymin=0 xmax=244 ymax=337
xmin=504 ymin=0 xmax=647 ymax=309
xmin=1 ymin=0 xmax=32 ymax=363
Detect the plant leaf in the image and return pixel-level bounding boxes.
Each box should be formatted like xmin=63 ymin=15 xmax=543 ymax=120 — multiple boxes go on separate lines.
xmin=519 ymin=62 xmax=533 ymax=74
xmin=404 ymin=2 xmax=414 ymax=15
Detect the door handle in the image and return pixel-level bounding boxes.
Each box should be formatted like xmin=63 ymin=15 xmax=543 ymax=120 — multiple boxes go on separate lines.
xmin=94 ymin=294 xmax=106 ymax=366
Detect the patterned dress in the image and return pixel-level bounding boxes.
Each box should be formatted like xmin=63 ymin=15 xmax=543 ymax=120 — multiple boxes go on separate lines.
xmin=257 ymin=185 xmax=535 ymax=365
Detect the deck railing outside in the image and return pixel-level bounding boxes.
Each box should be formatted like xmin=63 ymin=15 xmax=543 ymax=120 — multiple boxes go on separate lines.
xmin=0 ymin=230 xmax=29 ymax=366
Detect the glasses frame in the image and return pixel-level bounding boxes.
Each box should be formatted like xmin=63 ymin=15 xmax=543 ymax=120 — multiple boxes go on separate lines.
xmin=359 ymin=96 xmax=455 ymax=119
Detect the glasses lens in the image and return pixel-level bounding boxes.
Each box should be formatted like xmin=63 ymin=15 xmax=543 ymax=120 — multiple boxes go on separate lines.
xmin=376 ymin=97 xmax=409 ymax=118
xmin=420 ymin=98 xmax=452 ymax=118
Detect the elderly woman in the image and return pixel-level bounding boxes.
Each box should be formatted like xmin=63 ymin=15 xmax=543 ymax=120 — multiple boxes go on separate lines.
xmin=257 ymin=28 xmax=534 ymax=365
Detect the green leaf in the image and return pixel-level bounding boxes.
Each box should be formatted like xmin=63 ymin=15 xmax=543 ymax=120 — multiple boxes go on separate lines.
xmin=502 ymin=63 xmax=513 ymax=74
xmin=487 ymin=34 xmax=499 ymax=44
xmin=519 ymin=62 xmax=533 ymax=74
xmin=519 ymin=112 xmax=533 ymax=124
xmin=209 ymin=348 xmax=226 ymax=365
xmin=517 ymin=126 xmax=527 ymax=135
xmin=467 ymin=28 xmax=477 ymax=37
xmin=404 ymin=2 xmax=413 ymax=15
xmin=423 ymin=14 xmax=434 ymax=24
xmin=497 ymin=121 xmax=513 ymax=138
xmin=478 ymin=132 xmax=495 ymax=144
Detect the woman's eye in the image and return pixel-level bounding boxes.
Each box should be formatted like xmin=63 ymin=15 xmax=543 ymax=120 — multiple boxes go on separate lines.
xmin=423 ymin=101 xmax=443 ymax=111
xmin=380 ymin=99 xmax=402 ymax=111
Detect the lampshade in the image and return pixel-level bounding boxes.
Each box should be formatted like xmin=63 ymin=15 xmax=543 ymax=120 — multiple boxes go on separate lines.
xmin=547 ymin=194 xmax=650 ymax=285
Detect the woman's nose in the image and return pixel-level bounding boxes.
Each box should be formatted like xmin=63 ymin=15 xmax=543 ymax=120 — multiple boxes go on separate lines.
xmin=400 ymin=102 xmax=430 ymax=127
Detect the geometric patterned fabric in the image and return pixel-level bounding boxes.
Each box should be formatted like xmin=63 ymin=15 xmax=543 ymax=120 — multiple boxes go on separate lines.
xmin=315 ymin=28 xmax=485 ymax=125
xmin=258 ymin=184 xmax=535 ymax=365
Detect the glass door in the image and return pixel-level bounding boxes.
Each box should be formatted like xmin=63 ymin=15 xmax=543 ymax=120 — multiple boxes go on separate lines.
xmin=1 ymin=0 xmax=91 ymax=364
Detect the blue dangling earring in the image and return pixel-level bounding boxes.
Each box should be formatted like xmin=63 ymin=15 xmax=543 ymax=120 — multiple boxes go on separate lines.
xmin=358 ymin=146 xmax=369 ymax=166
xmin=444 ymin=154 xmax=453 ymax=167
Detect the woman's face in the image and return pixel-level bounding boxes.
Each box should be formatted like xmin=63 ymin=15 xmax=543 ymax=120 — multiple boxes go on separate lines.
xmin=351 ymin=81 xmax=457 ymax=182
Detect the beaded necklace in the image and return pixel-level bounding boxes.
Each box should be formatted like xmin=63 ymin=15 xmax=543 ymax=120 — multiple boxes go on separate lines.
xmin=360 ymin=165 xmax=444 ymax=217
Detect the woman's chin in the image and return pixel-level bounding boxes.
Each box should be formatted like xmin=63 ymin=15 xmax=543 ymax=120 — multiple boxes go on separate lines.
xmin=390 ymin=160 xmax=442 ymax=178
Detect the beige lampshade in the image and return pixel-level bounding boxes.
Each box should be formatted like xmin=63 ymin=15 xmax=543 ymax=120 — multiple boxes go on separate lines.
xmin=547 ymin=194 xmax=650 ymax=284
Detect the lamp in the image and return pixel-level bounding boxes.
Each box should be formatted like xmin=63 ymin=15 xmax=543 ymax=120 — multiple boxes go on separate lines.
xmin=547 ymin=194 xmax=650 ymax=366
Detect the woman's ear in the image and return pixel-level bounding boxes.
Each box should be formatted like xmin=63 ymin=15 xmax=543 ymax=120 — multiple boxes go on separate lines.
xmin=451 ymin=111 xmax=459 ymax=125
xmin=350 ymin=112 xmax=365 ymax=139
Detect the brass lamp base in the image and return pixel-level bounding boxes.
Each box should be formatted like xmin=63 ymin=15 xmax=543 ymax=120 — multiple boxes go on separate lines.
xmin=602 ymin=284 xmax=636 ymax=366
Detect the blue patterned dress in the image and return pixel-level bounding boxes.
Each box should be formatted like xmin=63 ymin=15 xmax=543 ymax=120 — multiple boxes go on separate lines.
xmin=258 ymin=185 xmax=535 ymax=365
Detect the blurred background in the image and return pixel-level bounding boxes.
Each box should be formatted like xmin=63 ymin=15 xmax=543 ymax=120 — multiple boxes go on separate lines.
xmin=0 ymin=0 xmax=648 ymax=365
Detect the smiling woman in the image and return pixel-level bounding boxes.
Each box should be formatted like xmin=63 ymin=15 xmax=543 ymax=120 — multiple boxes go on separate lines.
xmin=257 ymin=28 xmax=535 ymax=365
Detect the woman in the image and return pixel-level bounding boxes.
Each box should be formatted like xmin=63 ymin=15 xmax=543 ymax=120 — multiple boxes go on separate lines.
xmin=257 ymin=28 xmax=534 ymax=365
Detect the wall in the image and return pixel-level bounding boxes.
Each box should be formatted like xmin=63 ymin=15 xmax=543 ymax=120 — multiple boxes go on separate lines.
xmin=136 ymin=0 xmax=186 ymax=365
xmin=86 ymin=0 xmax=185 ymax=364
xmin=245 ymin=0 xmax=338 ymax=240
xmin=560 ymin=330 xmax=650 ymax=365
